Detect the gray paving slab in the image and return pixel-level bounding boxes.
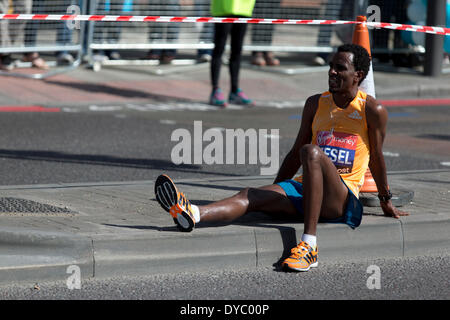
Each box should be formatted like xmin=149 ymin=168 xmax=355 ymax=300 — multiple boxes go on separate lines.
xmin=0 ymin=170 xmax=448 ymax=284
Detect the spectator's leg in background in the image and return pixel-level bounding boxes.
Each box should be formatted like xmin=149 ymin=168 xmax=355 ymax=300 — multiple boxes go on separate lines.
xmin=229 ymin=23 xmax=247 ymax=94
xmin=211 ymin=23 xmax=230 ymax=90
xmin=17 ymin=0 xmax=48 ymax=69
xmin=161 ymin=0 xmax=180 ymax=63
xmin=92 ymin=0 xmax=108 ymax=58
xmin=9 ymin=0 xmax=32 ymax=45
xmin=146 ymin=1 xmax=164 ymax=60
xmin=227 ymin=22 xmax=254 ymax=105
xmin=195 ymin=0 xmax=213 ymax=61
xmin=315 ymin=0 xmax=343 ymax=65
xmin=56 ymin=0 xmax=76 ymax=65
xmin=104 ymin=0 xmax=126 ymax=60
xmin=209 ymin=23 xmax=231 ymax=106
xmin=0 ymin=0 xmax=13 ymax=70
xmin=251 ymin=0 xmax=280 ymax=66
xmin=0 ymin=0 xmax=11 ymax=48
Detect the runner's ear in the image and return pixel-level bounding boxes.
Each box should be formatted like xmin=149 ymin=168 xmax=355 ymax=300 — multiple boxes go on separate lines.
xmin=355 ymin=70 xmax=364 ymax=85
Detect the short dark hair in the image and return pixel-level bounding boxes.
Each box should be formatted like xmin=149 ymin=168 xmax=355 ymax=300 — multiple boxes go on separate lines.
xmin=337 ymin=44 xmax=371 ymax=84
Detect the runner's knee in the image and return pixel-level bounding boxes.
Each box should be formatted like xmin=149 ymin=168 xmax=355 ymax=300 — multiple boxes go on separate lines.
xmin=237 ymin=187 xmax=251 ymax=199
xmin=300 ymin=144 xmax=322 ymax=165
xmin=238 ymin=187 xmax=269 ymax=212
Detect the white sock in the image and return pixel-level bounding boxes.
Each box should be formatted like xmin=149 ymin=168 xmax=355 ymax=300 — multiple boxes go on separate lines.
xmin=191 ymin=204 xmax=201 ymax=223
xmin=301 ymin=234 xmax=317 ymax=249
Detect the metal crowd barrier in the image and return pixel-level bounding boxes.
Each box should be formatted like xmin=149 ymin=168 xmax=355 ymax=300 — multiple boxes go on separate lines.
xmin=86 ymin=0 xmax=422 ymax=71
xmin=0 ymin=0 xmax=433 ymax=76
xmin=86 ymin=0 xmax=367 ymax=71
xmin=0 ymin=0 xmax=86 ymax=79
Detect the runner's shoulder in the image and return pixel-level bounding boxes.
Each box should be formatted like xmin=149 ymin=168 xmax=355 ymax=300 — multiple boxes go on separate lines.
xmin=364 ymin=94 xmax=388 ymax=124
xmin=303 ymin=93 xmax=322 ymax=114
xmin=365 ymin=94 xmax=384 ymax=112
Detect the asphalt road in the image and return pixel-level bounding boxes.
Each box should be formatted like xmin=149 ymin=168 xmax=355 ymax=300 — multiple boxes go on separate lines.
xmin=0 ymin=254 xmax=448 ymax=301
xmin=0 ymin=103 xmax=448 ymax=304
xmin=0 ymin=103 xmax=448 ymax=185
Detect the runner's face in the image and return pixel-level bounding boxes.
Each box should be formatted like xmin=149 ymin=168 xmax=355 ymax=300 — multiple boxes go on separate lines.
xmin=328 ymin=52 xmax=359 ymax=94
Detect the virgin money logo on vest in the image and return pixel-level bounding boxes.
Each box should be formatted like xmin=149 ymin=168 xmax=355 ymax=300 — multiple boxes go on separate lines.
xmin=317 ymin=131 xmax=357 ymax=173
xmin=317 ymin=131 xmax=357 ymax=149
xmin=316 ymin=131 xmax=334 ymax=146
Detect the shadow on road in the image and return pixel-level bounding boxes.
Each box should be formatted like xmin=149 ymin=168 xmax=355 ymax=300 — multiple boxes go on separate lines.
xmin=43 ymin=79 xmax=184 ymax=102
xmin=0 ymin=149 xmax=240 ymax=176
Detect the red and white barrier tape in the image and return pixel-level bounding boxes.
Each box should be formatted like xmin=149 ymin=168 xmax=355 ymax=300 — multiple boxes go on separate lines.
xmin=0 ymin=14 xmax=449 ymax=35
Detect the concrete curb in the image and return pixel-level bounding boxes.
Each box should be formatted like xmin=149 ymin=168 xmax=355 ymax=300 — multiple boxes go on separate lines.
xmin=0 ymin=215 xmax=448 ymax=284
xmin=401 ymin=215 xmax=450 ymax=257
xmin=0 ymin=227 xmax=93 ymax=285
xmin=92 ymin=229 xmax=257 ymax=277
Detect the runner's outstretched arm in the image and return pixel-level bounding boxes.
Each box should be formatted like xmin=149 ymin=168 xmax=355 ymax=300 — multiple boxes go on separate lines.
xmin=366 ymin=96 xmax=409 ymax=219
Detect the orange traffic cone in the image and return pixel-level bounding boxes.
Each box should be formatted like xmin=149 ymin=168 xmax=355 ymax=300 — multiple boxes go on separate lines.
xmin=353 ymin=15 xmax=378 ymax=193
xmin=353 ymin=15 xmax=376 ymax=98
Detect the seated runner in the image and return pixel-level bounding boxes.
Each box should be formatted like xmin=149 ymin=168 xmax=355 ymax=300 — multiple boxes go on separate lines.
xmin=155 ymin=44 xmax=409 ymax=272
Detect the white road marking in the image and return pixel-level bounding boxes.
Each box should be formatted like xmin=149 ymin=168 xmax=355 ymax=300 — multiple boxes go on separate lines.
xmin=160 ymin=119 xmax=177 ymax=125
xmin=68 ymin=101 xmax=305 ymax=113
xmin=89 ymin=105 xmax=123 ymax=112
xmin=383 ymin=151 xmax=400 ymax=157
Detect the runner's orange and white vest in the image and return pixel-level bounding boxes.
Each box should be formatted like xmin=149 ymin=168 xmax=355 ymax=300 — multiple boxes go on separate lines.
xmin=295 ymin=90 xmax=370 ymax=198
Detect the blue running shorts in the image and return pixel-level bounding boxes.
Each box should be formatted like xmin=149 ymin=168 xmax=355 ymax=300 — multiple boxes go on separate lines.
xmin=277 ymin=178 xmax=363 ymax=229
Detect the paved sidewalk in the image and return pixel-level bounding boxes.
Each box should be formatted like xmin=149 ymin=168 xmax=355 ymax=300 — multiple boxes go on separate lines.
xmin=0 ymin=57 xmax=449 ymax=108
xmin=0 ymin=170 xmax=448 ymax=284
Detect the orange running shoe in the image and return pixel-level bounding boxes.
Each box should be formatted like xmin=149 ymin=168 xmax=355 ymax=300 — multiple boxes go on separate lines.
xmin=282 ymin=241 xmax=318 ymax=272
xmin=154 ymin=174 xmax=196 ymax=232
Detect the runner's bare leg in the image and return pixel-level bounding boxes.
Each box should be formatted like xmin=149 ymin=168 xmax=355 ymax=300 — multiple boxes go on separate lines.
xmin=301 ymin=144 xmax=349 ymax=235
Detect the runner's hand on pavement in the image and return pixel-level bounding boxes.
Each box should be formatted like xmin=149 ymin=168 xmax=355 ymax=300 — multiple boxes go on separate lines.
xmin=381 ymin=201 xmax=409 ymax=219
